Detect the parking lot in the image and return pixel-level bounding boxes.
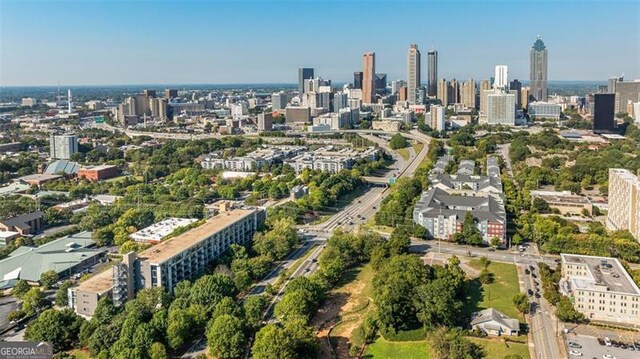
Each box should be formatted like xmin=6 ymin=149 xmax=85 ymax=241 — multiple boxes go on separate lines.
xmin=566 ymin=335 xmax=640 ymax=359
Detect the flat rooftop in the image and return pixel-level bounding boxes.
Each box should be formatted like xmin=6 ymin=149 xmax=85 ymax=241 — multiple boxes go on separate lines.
xmin=76 ymin=266 xmax=113 ymax=294
xmin=130 ymin=218 xmax=198 ymax=242
xmin=562 ymin=253 xmax=640 ymax=295
xmin=138 ymin=209 xmax=255 ymax=264
xmin=530 ymin=190 xmax=591 ymax=205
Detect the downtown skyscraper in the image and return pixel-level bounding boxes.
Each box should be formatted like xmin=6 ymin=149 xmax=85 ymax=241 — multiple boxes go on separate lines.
xmin=427 ymin=49 xmax=438 ymax=96
xmin=406 ymin=44 xmax=421 ymax=104
xmin=298 ymin=68 xmax=314 ymax=95
xmin=362 ymin=52 xmax=376 ymax=104
xmin=530 ymin=37 xmax=548 ymax=101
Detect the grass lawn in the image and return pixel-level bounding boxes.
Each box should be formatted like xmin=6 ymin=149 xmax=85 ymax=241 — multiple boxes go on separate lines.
xmin=363 ymin=217 xmax=394 ymax=235
xmin=331 ymin=264 xmax=376 ymax=346
xmin=395 ymin=147 xmax=410 ymax=160
xmin=468 ymin=337 xmax=530 ymax=358
xmin=364 ymin=338 xmax=429 ymax=359
xmin=466 ymin=260 xmax=521 ymax=319
xmin=412 ymin=142 xmax=424 ymax=155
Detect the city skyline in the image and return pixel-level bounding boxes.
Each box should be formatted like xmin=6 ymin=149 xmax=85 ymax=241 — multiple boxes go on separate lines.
xmin=1 ymin=1 xmax=639 ymax=86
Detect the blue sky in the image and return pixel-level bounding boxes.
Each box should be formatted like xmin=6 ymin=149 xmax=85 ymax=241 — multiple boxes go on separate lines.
xmin=1 ymin=0 xmax=638 ymax=86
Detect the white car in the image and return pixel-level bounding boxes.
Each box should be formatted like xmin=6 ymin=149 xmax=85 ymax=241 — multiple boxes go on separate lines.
xmin=604 ymin=337 xmax=612 ymax=346
xmin=603 ymin=355 xmax=616 ymax=359
xmin=569 ymin=351 xmax=582 ymax=356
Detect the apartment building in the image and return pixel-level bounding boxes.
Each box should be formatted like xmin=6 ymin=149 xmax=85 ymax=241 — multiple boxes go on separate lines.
xmin=284 ymin=147 xmax=378 ymax=174
xmin=69 ymin=208 xmax=264 ymax=317
xmin=606 ymin=168 xmax=640 ymax=241
xmin=199 ymin=146 xmax=305 ymax=172
xmin=413 ymin=156 xmax=506 ymax=244
xmin=560 ymin=254 xmax=640 ymax=325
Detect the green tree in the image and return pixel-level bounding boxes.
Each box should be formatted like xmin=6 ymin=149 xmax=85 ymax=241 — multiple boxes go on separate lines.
xmin=55 ymin=280 xmax=73 ymax=306
xmin=149 ymin=342 xmax=168 ymax=359
xmin=389 ymin=133 xmax=409 ymax=149
xmin=373 ymin=255 xmax=429 ymax=331
xmin=207 ymin=314 xmax=246 ymax=359
xmin=454 ymin=212 xmax=483 ymax=245
xmin=12 ymin=279 xmax=30 ymax=298
xmin=167 ymin=308 xmax=194 ymax=350
xmin=243 ymin=295 xmax=267 ymax=332
xmin=189 ymin=274 xmax=238 ymax=313
xmin=428 ymin=327 xmax=485 ymax=359
xmin=251 ymin=324 xmax=296 ymax=359
xmin=513 ymin=293 xmax=530 ymax=314
xmin=22 ymin=287 xmax=46 ymax=316
xmin=25 ymin=308 xmax=84 ymax=352
xmin=40 ymin=270 xmax=59 ymax=289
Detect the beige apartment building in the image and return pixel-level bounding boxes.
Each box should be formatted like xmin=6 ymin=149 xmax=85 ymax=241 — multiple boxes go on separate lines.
xmin=560 ymin=254 xmax=640 ymax=325
xmin=69 ymin=208 xmax=263 ymax=317
xmin=606 ymin=168 xmax=640 ymax=241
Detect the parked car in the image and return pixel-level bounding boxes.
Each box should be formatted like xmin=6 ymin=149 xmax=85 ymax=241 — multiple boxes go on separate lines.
xmin=569 ymin=350 xmax=582 ymax=356
xmin=602 ymin=355 xmax=615 ymax=359
xmin=525 ymin=269 xmax=530 ymax=275
xmin=604 ymin=337 xmax=612 ymax=346
xmin=527 ymin=289 xmax=533 ymax=296
xmin=597 ymin=338 xmax=606 ymax=346
xmin=568 ymin=342 xmax=582 ymax=349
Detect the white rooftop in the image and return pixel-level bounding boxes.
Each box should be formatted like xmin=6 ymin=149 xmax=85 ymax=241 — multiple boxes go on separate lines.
xmin=130 ymin=218 xmax=198 ymax=243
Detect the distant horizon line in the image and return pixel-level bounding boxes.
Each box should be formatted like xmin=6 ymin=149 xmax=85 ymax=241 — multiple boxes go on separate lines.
xmin=0 ymin=80 xmax=607 ymax=88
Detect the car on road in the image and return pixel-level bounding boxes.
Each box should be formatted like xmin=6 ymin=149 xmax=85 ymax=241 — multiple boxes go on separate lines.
xmin=604 ymin=337 xmax=612 ymax=346
xmin=602 ymin=355 xmax=616 ymax=359
xmin=569 ymin=350 xmax=582 ymax=356
xmin=568 ymin=342 xmax=582 ymax=349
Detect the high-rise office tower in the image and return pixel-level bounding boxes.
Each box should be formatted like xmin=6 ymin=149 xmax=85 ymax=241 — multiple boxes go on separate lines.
xmin=353 ymin=72 xmax=363 ymax=89
xmin=143 ymin=89 xmax=157 ymax=98
xmin=375 ymin=73 xmax=387 ymax=92
xmin=608 ymin=75 xmax=623 ymax=94
xmin=164 ymin=89 xmax=178 ymax=100
xmin=429 ymin=105 xmax=446 ymax=131
xmin=530 ymin=37 xmax=548 ymax=102
xmin=510 ymin=79 xmax=523 ymax=109
xmin=494 ymin=65 xmax=509 ymax=90
xmin=461 ymin=79 xmax=476 ymax=109
xmin=521 ymin=87 xmax=530 ymax=109
xmin=486 ymin=91 xmax=516 ymax=125
xmin=298 ymin=68 xmax=314 ymax=95
xmin=479 ymin=80 xmax=491 ymax=116
xmin=391 ymin=80 xmax=406 ymax=95
xmin=49 ymin=134 xmax=78 ymax=160
xmin=449 ymin=79 xmax=460 ymax=104
xmin=427 ymin=50 xmax=438 ymax=96
xmin=257 ymin=113 xmax=273 ymax=132
xmin=362 ymin=52 xmax=376 ymax=103
xmin=606 ymin=169 xmax=640 ymax=241
xmin=593 ymin=93 xmax=616 ymax=133
xmin=271 ymin=92 xmax=288 ymax=111
xmin=407 ymin=44 xmax=421 ymax=104
xmin=437 ymin=79 xmax=449 ymax=106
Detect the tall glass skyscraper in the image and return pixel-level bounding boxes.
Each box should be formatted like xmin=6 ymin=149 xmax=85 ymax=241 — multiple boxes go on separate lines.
xmin=530 ymin=37 xmax=548 ymax=102
xmin=407 ymin=44 xmax=421 ymax=104
xmin=427 ymin=49 xmax=438 ymax=96
xmin=298 ymin=68 xmax=314 ymax=95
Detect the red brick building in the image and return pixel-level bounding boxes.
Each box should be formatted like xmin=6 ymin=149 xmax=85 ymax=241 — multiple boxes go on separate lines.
xmin=77 ymin=165 xmax=118 ymax=181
